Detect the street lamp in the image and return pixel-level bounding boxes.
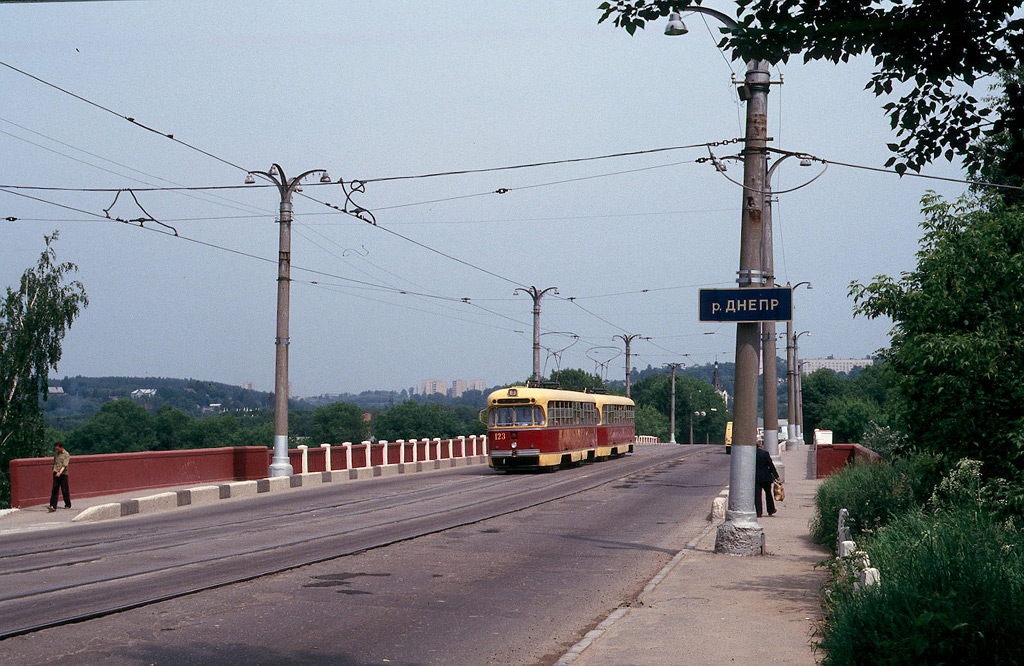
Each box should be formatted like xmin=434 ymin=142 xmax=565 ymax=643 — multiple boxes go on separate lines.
xmin=667 ymin=5 xmax=771 ymax=555
xmin=761 ymin=155 xmax=812 ymax=472
xmin=784 ymin=282 xmax=812 ymax=449
xmin=793 ymin=329 xmax=811 ymax=447
xmin=247 ymin=163 xmax=331 ymax=478
xmin=514 ymin=286 xmax=558 ymax=384
xmin=614 ymin=333 xmax=649 ymax=398
xmin=690 ymin=409 xmax=706 ymax=446
xmin=667 ymin=362 xmax=685 ymax=444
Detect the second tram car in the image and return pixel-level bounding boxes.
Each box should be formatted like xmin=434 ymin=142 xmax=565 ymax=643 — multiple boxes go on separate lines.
xmin=484 ymin=386 xmax=635 ymax=471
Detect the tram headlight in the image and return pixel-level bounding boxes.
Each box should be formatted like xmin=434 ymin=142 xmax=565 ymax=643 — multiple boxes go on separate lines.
xmin=511 ymin=442 xmax=517 ymax=449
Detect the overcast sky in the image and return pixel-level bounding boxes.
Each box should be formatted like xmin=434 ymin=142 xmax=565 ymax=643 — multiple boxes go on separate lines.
xmin=1 ymin=1 xmax=970 ymax=396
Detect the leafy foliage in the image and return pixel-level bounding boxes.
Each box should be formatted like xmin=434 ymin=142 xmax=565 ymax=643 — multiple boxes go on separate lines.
xmin=851 ymin=195 xmax=1024 ymax=478
xmin=810 ymin=455 xmax=943 ymax=550
xmin=818 ymin=507 xmax=1024 ymax=665
xmin=311 ymin=401 xmax=367 ymax=445
xmin=966 ymin=67 xmax=1024 ymax=207
xmin=634 ymin=403 xmax=669 ymax=440
xmin=629 ymin=373 xmax=729 ymax=443
xmin=372 ymin=401 xmax=485 ymax=442
xmin=1 ymin=233 xmax=87 ymax=507
xmin=65 ymin=400 xmax=157 ymax=454
xmin=597 ymin=0 xmax=1024 ymax=173
xmin=547 ymin=368 xmax=607 ymax=392
xmin=798 ymin=364 xmax=894 ymax=444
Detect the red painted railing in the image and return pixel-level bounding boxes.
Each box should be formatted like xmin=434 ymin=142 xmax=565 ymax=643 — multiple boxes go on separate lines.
xmin=9 ymin=436 xmax=491 ymax=508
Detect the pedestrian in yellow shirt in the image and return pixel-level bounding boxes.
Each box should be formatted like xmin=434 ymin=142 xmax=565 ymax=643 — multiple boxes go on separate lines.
xmin=48 ymin=442 xmax=70 ymax=512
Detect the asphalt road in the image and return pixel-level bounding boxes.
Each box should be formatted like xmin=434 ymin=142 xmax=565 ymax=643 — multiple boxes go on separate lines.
xmin=0 ymin=444 xmax=729 ymax=665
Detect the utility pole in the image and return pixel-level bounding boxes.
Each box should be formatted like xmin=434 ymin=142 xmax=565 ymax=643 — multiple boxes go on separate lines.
xmin=247 ymin=164 xmax=331 ymax=477
xmin=614 ymin=333 xmax=648 ymax=398
xmin=761 ymin=172 xmax=780 ymax=475
xmin=785 ymin=283 xmax=811 ymax=449
xmin=667 ymin=362 xmax=684 ymax=444
xmin=794 ymin=335 xmax=810 ymax=446
xmin=667 ymin=6 xmax=771 ymax=555
xmin=515 ymin=286 xmax=558 ymax=384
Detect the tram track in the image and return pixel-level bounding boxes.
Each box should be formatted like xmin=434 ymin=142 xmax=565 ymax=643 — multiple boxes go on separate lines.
xmin=0 ymin=474 xmax=505 ymax=561
xmin=0 ymin=446 xmax=703 ymax=641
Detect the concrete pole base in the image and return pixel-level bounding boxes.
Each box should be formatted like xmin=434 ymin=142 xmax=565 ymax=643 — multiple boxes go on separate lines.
xmin=715 ymin=520 xmax=765 ymax=556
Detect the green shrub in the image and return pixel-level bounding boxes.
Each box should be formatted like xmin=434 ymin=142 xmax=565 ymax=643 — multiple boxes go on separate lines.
xmin=810 ymin=455 xmax=942 ymax=551
xmin=818 ymin=509 xmax=1024 ymax=665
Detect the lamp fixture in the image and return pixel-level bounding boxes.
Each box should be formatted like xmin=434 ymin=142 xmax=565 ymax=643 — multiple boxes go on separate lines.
xmin=664 ymin=12 xmax=688 ymax=36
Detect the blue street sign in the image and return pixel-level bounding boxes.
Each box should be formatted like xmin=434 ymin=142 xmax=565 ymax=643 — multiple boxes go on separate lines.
xmin=699 ymin=287 xmax=793 ymax=322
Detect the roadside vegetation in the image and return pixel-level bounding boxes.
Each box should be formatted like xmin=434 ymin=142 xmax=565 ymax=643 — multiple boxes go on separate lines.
xmin=809 ymin=71 xmax=1024 ymax=663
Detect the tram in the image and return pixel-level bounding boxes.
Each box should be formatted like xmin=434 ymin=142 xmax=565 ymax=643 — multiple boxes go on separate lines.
xmin=483 ymin=386 xmax=635 ymax=471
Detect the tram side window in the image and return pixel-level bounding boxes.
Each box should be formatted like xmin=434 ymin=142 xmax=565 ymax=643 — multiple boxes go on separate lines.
xmin=489 ymin=405 xmax=545 ymax=427
xmin=601 ymin=404 xmax=637 ymax=424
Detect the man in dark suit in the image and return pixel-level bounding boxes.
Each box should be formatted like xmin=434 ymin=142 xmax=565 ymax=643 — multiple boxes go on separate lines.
xmin=755 ymin=441 xmax=779 ymax=518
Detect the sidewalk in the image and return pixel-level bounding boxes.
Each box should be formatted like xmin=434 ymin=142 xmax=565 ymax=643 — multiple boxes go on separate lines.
xmin=558 ymin=446 xmax=828 ymax=665
xmin=0 ymin=457 xmax=491 ymax=533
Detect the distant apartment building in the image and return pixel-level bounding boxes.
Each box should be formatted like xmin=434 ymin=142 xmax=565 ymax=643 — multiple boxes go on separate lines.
xmin=420 ymin=379 xmax=486 ymax=397
xmin=800 ymin=357 xmax=875 ymax=375
xmin=420 ymin=379 xmax=449 ymax=396
xmin=449 ymin=379 xmax=487 ymax=397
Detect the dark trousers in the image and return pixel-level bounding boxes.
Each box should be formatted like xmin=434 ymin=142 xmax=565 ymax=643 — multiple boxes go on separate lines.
xmin=50 ymin=473 xmax=70 ymax=508
xmin=755 ymin=481 xmax=776 ymax=517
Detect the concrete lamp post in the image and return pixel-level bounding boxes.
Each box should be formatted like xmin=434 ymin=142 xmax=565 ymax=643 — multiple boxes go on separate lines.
xmin=792 ymin=330 xmax=811 ymax=447
xmin=515 ymin=286 xmax=558 ymax=385
xmin=667 ymin=6 xmax=772 ymax=555
xmin=667 ymin=362 xmax=685 ymax=444
xmin=246 ymin=164 xmax=332 ymax=478
xmin=785 ymin=283 xmax=812 ymax=449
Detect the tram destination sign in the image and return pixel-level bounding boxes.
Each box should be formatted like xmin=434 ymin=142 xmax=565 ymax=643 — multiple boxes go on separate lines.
xmin=699 ymin=287 xmax=793 ymax=323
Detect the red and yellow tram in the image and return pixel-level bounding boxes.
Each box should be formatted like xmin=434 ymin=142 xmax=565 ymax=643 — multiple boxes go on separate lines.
xmin=483 ymin=386 xmax=635 ymax=471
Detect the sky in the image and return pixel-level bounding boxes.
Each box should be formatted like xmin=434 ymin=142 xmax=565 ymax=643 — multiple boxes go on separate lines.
xmin=1 ymin=1 xmax=971 ymax=396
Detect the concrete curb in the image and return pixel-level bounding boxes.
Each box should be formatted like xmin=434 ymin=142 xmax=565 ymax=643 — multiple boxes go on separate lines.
xmin=65 ymin=455 xmax=491 ymax=523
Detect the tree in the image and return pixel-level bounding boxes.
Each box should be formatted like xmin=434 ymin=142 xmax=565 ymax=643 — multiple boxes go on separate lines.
xmin=597 ymin=0 xmax=1024 ymax=174
xmin=630 ymin=373 xmax=729 ymax=443
xmin=311 ymin=402 xmax=367 ymax=445
xmin=800 ymin=366 xmax=894 ymax=444
xmin=548 ymin=368 xmax=607 ymax=392
xmin=635 ymin=403 xmax=670 ymax=440
xmin=373 ymin=401 xmax=469 ymax=442
xmin=966 ymin=67 xmax=1024 ymax=207
xmin=154 ymin=405 xmax=190 ymax=450
xmin=851 ymin=194 xmax=1024 ymax=477
xmin=1 ymin=233 xmax=87 ymax=506
xmin=65 ymin=400 xmax=157 ymax=454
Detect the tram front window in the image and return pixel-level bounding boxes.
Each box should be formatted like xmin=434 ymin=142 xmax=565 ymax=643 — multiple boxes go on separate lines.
xmin=489 ymin=405 xmax=545 ymax=427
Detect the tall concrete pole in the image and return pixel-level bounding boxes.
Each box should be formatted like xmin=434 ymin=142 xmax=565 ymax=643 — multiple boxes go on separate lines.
xmin=793 ymin=331 xmax=810 ymax=447
xmin=786 ymin=316 xmax=797 ymax=448
xmin=515 ymin=286 xmax=558 ymax=384
xmin=719 ymin=36 xmax=769 ymax=557
xmin=668 ymin=362 xmax=683 ymax=444
xmin=761 ymin=168 xmax=780 ymax=473
xmin=614 ymin=333 xmax=647 ymax=398
xmin=714 ymin=55 xmax=772 ymax=555
xmin=667 ymin=6 xmax=769 ymax=553
xmin=784 ymin=283 xmax=811 ymax=449
xmin=248 ymin=164 xmax=331 ymax=478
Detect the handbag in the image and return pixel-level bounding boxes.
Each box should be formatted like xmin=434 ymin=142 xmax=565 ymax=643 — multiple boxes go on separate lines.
xmin=772 ymin=480 xmax=785 ymax=502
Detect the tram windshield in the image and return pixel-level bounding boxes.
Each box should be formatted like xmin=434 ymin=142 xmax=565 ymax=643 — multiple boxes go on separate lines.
xmin=489 ymin=405 xmax=545 ymax=427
